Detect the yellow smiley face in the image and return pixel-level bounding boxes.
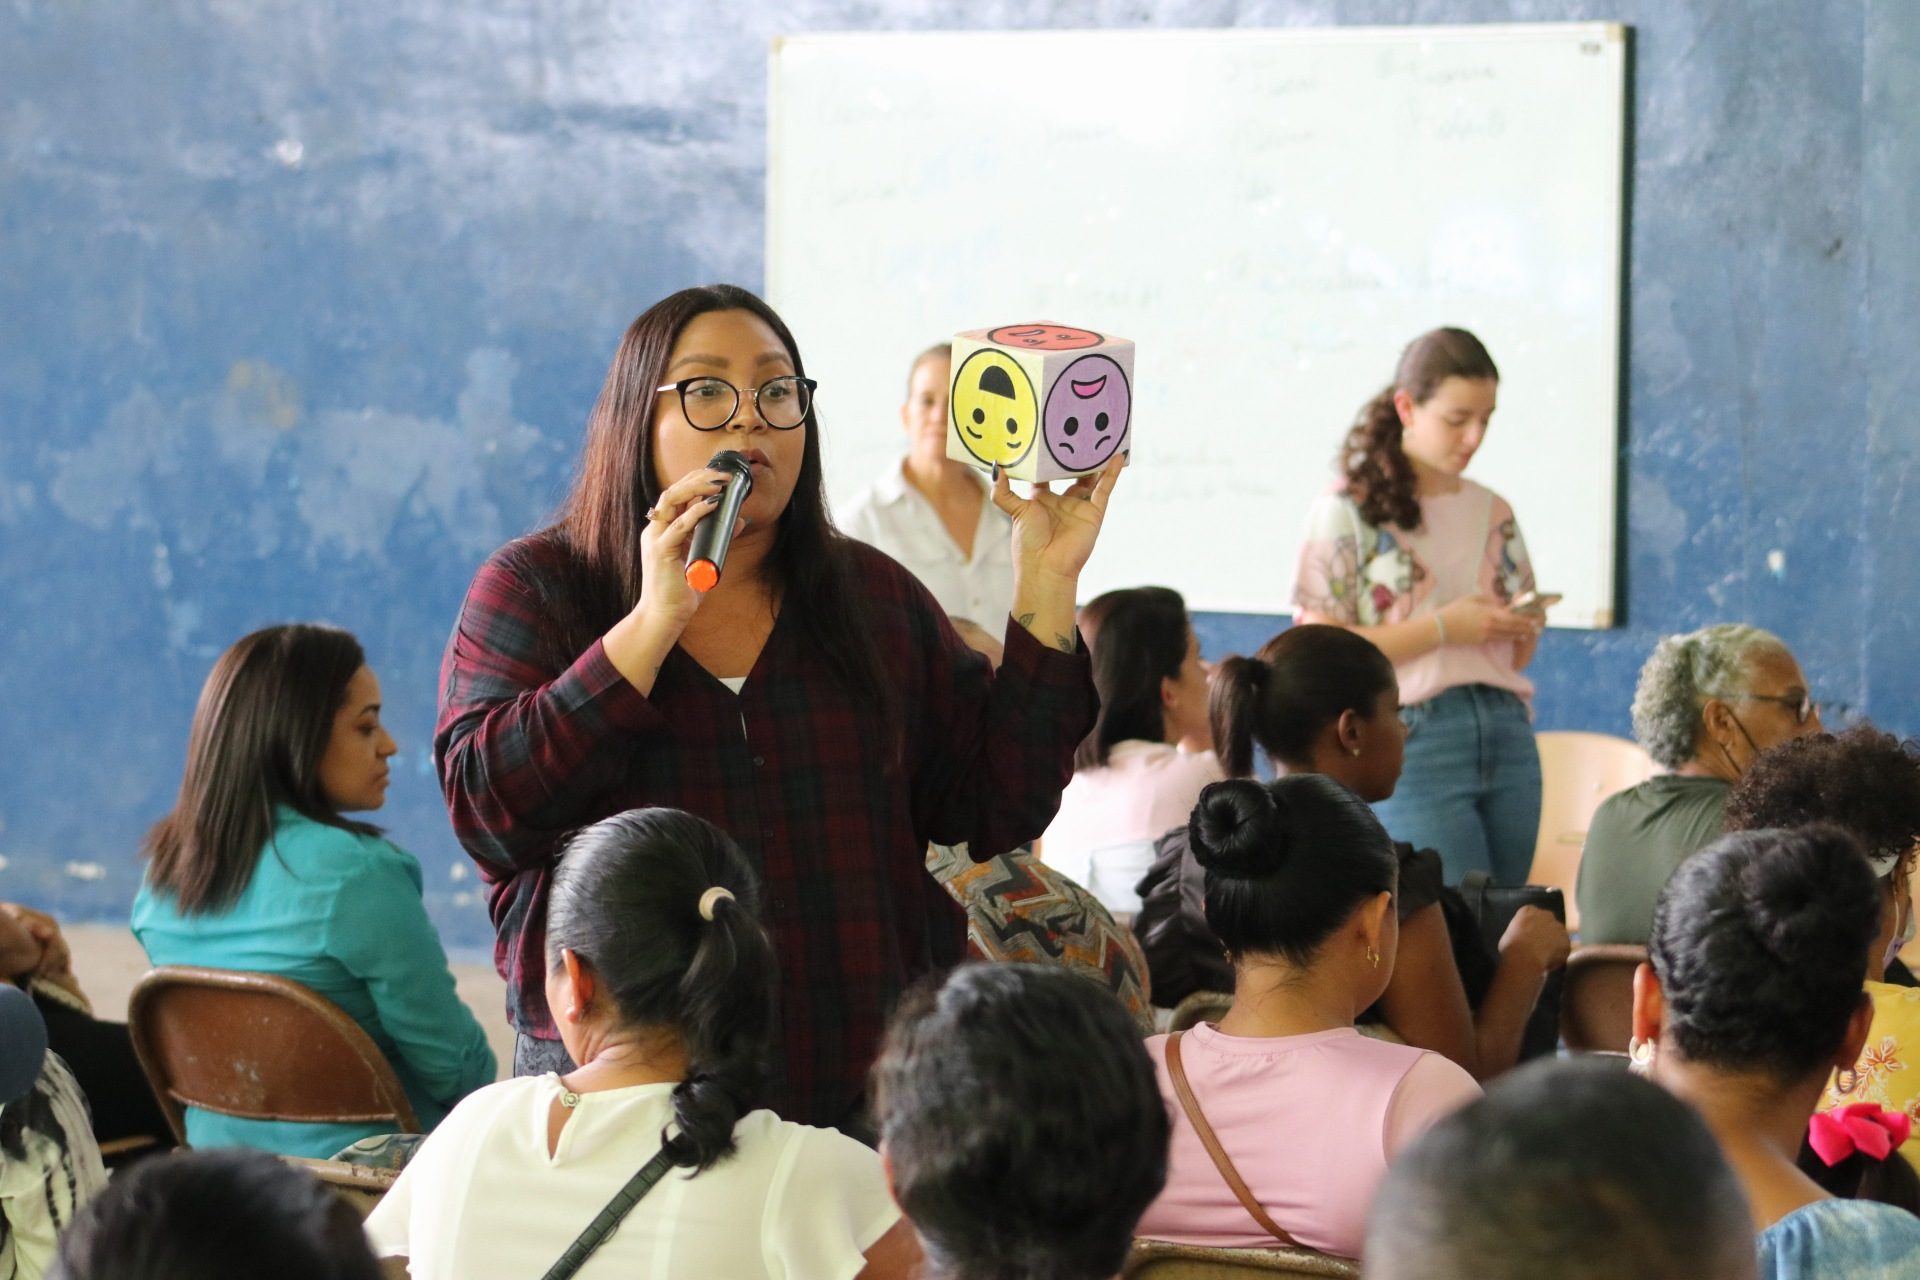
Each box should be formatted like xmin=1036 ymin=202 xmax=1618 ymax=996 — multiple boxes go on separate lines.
xmin=950 ymin=348 xmax=1038 ymax=467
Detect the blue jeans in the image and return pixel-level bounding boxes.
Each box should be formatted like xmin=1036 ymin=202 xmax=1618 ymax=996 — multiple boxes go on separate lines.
xmin=1371 ymin=684 xmax=1542 ymax=886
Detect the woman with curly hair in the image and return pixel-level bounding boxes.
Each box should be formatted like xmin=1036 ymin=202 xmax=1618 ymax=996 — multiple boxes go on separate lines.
xmin=1719 ymin=725 xmax=1920 ymax=1159
xmin=1632 ymin=825 xmax=1920 ymax=1278
xmin=1576 ymin=623 xmax=1822 ymax=944
xmin=1292 ymin=328 xmax=1543 ymax=884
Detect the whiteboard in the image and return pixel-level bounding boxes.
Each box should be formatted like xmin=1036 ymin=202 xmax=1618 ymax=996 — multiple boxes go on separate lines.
xmin=768 ymin=24 xmax=1626 ymax=627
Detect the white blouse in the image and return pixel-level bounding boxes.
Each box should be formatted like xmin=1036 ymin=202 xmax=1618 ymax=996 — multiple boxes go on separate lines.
xmin=838 ymin=462 xmax=1015 ymax=625
xmin=365 ymin=1076 xmax=899 ymax=1279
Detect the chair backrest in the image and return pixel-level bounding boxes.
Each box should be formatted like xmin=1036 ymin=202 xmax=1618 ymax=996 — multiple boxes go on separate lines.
xmin=1530 ymin=731 xmax=1656 ymax=931
xmin=129 ymin=966 xmax=421 ymax=1144
xmin=1560 ymin=944 xmax=1649 ymax=1053
xmin=1126 ymin=1240 xmax=1360 ymax=1278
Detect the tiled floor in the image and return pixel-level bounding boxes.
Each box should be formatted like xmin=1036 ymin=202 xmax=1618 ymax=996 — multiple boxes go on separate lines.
xmin=63 ymin=924 xmax=517 ymax=1082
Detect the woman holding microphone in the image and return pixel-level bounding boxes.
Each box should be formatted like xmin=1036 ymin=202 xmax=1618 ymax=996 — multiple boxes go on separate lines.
xmin=1293 ymin=328 xmax=1545 ymax=886
xmin=436 ymin=285 xmax=1119 ymax=1134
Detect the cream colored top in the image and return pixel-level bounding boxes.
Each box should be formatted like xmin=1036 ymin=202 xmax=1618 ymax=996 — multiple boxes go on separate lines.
xmin=365 ymin=1075 xmax=898 ymax=1279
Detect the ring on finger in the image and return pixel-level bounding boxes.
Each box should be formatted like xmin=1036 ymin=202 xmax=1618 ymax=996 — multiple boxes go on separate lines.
xmin=645 ymin=504 xmax=671 ymax=523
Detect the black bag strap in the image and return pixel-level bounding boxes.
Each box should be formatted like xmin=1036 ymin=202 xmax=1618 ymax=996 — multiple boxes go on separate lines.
xmin=1458 ymin=869 xmax=1491 ymax=922
xmin=540 ymin=1146 xmax=681 ymax=1280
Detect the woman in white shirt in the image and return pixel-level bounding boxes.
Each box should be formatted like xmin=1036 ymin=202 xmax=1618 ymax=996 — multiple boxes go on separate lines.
xmin=366 ymin=808 xmax=918 ymax=1279
xmin=1042 ymin=587 xmax=1223 ymax=917
xmin=838 ymin=343 xmax=1015 ymax=635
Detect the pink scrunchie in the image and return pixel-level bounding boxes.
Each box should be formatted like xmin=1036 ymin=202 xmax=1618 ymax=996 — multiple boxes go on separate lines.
xmin=1808 ymin=1103 xmax=1914 ymax=1166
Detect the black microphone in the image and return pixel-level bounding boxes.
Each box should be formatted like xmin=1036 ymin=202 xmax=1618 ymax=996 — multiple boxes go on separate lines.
xmin=684 ymin=450 xmax=754 ymax=592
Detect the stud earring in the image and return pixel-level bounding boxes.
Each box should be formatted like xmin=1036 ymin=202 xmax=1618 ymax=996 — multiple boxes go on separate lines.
xmin=1350 ymin=747 xmax=1363 ymax=758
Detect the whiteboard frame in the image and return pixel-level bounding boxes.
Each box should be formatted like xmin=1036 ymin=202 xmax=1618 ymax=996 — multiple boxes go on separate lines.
xmin=768 ymin=22 xmax=1627 ymax=628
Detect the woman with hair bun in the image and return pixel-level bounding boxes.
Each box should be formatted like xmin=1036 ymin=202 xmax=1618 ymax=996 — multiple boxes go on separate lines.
xmin=1293 ymin=328 xmax=1543 ymax=884
xmin=1135 ymin=625 xmax=1566 ymax=1079
xmin=1133 ymin=775 xmax=1480 ymax=1260
xmin=366 ymin=807 xmax=917 ymax=1279
xmin=1632 ymin=825 xmax=1920 ymax=1278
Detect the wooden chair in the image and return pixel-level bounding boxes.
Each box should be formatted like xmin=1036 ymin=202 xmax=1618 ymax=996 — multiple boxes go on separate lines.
xmin=1530 ymin=731 xmax=1656 ymax=932
xmin=128 ymin=966 xmax=420 ymax=1145
xmin=1126 ymin=1240 xmax=1359 ymax=1278
xmin=1168 ymin=990 xmax=1233 ymax=1033
xmin=1560 ymin=944 xmax=1648 ymax=1053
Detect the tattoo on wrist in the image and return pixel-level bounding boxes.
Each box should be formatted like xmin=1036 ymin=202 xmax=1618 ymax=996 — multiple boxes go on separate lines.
xmin=1017 ymin=612 xmax=1035 ymax=629
xmin=1053 ymin=633 xmax=1075 ymax=653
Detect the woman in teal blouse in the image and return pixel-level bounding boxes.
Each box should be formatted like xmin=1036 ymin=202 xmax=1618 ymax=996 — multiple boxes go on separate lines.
xmin=133 ymin=624 xmax=495 ymax=1158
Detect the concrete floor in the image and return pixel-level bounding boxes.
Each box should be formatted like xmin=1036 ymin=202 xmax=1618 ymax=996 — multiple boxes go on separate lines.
xmin=63 ymin=924 xmax=518 ymax=1082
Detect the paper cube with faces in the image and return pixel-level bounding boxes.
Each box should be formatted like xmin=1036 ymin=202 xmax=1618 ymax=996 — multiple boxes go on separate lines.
xmin=947 ymin=324 xmax=1134 ymax=482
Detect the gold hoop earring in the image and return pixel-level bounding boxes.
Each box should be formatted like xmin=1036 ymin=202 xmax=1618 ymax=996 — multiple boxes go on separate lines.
xmin=1365 ymin=944 xmax=1380 ymax=969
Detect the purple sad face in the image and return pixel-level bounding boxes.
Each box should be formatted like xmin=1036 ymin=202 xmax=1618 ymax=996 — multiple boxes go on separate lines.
xmin=1042 ymin=354 xmax=1130 ymax=472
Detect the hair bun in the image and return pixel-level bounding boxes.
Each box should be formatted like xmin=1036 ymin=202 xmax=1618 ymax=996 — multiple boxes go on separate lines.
xmin=1743 ymin=824 xmax=1871 ymax=967
xmin=1188 ymin=779 xmax=1289 ymax=880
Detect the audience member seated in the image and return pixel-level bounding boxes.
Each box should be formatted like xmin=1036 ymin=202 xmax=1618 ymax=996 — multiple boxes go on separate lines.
xmin=837 ymin=341 xmax=1015 ymax=628
xmin=131 ymin=624 xmax=494 ymax=1158
xmin=0 ymin=902 xmax=170 ymax=1149
xmin=873 ymin=962 xmax=1168 ymax=1280
xmin=1632 ymin=825 xmax=1920 ymax=1278
xmin=1042 ymin=587 xmax=1222 ymax=917
xmin=2 ymin=984 xmax=105 ymax=1280
xmin=1718 ymin=725 xmax=1920 ymax=1147
xmin=1136 ymin=625 xmax=1567 ymax=1078
xmin=1133 ymin=775 xmax=1481 ymax=1258
xmin=1797 ymin=1102 xmax=1920 ymax=1213
xmin=51 ymin=1147 xmax=381 ymax=1280
xmin=1576 ymin=624 xmax=1820 ymax=944
xmin=366 ymin=808 xmax=916 ymax=1278
xmin=1365 ymin=1056 xmax=1757 ymax=1280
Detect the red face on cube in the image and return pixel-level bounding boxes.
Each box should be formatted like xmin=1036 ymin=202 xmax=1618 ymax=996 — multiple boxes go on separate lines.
xmin=987 ymin=324 xmax=1103 ymax=351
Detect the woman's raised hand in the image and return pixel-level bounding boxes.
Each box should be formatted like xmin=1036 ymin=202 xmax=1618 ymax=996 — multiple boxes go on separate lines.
xmin=635 ymin=465 xmax=743 ymax=628
xmin=992 ymin=453 xmax=1125 ymax=589
xmin=1436 ymin=594 xmax=1543 ymax=647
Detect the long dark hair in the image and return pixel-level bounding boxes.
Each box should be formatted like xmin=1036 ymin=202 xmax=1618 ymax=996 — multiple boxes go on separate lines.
xmin=142 ymin=625 xmax=377 ymax=914
xmin=1210 ymin=625 xmax=1397 ymax=778
xmin=1188 ymin=775 xmax=1397 ymax=967
xmin=540 ymin=284 xmax=890 ymax=726
xmin=546 ymin=807 xmax=776 ymax=1172
xmin=1340 ymin=327 xmax=1498 ymax=531
xmin=1074 ymin=587 xmax=1190 ymax=770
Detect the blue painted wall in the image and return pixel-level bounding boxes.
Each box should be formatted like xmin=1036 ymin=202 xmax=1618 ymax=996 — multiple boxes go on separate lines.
xmin=2 ymin=1 xmax=1913 ymax=950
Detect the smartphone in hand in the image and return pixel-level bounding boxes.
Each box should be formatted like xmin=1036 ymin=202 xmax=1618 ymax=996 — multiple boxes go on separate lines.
xmin=1511 ymin=590 xmax=1562 ymax=618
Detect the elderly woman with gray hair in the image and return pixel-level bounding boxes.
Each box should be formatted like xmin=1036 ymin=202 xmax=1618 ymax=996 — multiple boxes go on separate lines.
xmin=1575 ymin=624 xmax=1822 ymax=944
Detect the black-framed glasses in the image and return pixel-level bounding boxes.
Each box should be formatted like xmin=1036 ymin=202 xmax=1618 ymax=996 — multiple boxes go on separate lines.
xmin=655 ymin=375 xmax=816 ymax=431
xmin=1712 ymin=690 xmax=1818 ymax=725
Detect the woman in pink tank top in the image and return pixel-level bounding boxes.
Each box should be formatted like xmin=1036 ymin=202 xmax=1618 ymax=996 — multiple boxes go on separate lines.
xmin=1133 ymin=775 xmax=1480 ymax=1259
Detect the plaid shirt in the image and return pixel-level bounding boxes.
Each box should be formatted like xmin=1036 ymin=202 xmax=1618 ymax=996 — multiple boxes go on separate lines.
xmin=435 ymin=532 xmax=1095 ymax=1129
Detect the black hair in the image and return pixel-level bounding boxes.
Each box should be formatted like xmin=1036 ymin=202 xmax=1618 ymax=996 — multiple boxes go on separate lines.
xmin=1797 ymin=1136 xmax=1920 ymax=1214
xmin=1188 ymin=775 xmax=1396 ymax=967
xmin=143 ymin=624 xmax=378 ymax=913
xmin=1724 ymin=724 xmax=1920 ymax=870
xmin=1209 ymin=625 xmax=1398 ymax=778
xmin=52 ymin=1148 xmax=382 ymax=1280
xmin=1366 ymin=1057 xmax=1752 ymax=1280
xmin=546 ymin=807 xmax=776 ymax=1172
xmin=1074 ymin=586 xmax=1191 ymax=769
xmin=541 ymin=284 xmax=893 ymax=740
xmin=1649 ymin=825 xmax=1880 ymax=1080
xmin=873 ymin=963 xmax=1168 ymax=1280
